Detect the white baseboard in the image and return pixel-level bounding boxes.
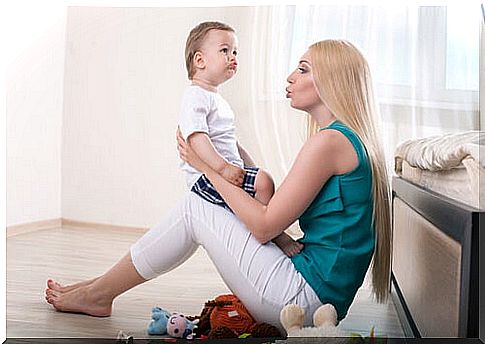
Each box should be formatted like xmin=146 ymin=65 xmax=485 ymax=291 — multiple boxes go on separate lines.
xmin=6 ymin=218 xmax=148 ymax=237
xmin=61 ymin=218 xmax=147 ymax=233
xmin=6 ymin=218 xmax=62 ymax=238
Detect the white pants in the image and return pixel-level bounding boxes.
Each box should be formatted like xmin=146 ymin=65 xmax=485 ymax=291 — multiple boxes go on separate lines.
xmin=130 ymin=192 xmax=322 ymax=328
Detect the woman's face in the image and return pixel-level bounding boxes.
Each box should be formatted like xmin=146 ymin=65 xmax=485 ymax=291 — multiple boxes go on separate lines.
xmin=285 ymin=50 xmax=322 ymax=113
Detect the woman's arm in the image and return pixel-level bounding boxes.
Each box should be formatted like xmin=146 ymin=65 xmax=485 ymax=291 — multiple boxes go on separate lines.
xmin=178 ymin=129 xmax=357 ymax=243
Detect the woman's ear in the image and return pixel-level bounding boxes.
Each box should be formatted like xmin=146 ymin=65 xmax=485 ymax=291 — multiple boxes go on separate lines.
xmin=193 ymin=52 xmax=205 ymax=70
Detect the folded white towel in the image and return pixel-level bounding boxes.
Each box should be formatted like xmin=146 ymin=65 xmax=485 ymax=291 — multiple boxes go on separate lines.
xmin=395 ymin=131 xmax=484 ymax=174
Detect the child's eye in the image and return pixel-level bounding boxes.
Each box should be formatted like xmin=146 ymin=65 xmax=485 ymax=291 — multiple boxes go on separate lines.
xmin=221 ymin=48 xmax=228 ymax=54
xmin=233 ymin=50 xmax=238 ymax=56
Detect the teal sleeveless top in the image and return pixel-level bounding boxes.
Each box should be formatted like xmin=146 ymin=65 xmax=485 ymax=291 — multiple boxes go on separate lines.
xmin=291 ymin=121 xmax=375 ymax=321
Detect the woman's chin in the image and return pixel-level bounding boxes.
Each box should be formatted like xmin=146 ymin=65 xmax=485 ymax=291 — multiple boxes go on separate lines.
xmin=289 ymin=100 xmax=301 ymax=110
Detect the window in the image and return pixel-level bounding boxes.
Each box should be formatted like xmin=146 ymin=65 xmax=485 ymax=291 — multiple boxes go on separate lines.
xmin=289 ymin=5 xmax=480 ymax=110
xmin=446 ymin=5 xmax=479 ymax=91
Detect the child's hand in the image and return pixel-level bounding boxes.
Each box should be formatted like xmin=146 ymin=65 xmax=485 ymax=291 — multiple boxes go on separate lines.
xmin=220 ymin=163 xmax=245 ymax=187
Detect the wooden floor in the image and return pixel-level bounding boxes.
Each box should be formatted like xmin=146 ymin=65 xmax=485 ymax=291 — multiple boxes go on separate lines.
xmin=6 ymin=225 xmax=405 ymax=339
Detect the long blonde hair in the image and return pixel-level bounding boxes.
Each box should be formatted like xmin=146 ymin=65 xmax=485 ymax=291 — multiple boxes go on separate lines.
xmin=308 ymin=40 xmax=391 ymax=302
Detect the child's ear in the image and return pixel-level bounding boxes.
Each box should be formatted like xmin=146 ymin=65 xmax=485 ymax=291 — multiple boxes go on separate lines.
xmin=193 ymin=51 xmax=205 ymax=69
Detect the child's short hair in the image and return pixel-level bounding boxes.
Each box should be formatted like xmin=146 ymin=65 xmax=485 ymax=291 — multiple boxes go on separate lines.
xmin=185 ymin=21 xmax=235 ymax=80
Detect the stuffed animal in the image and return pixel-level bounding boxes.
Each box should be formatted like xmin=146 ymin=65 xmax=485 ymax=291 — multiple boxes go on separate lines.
xmin=279 ymin=304 xmax=348 ymax=341
xmin=166 ymin=312 xmax=199 ymax=339
xmin=147 ymin=306 xmax=171 ymax=335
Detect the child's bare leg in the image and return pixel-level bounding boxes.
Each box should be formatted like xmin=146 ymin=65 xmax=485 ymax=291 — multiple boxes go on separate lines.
xmin=253 ymin=169 xmax=303 ymax=257
xmin=253 ymin=168 xmax=275 ymax=205
xmin=272 ymin=232 xmax=304 ymax=257
xmin=45 ymin=252 xmax=146 ymax=316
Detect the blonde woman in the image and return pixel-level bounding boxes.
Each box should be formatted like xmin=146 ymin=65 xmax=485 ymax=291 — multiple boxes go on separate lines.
xmin=45 ymin=39 xmax=391 ymax=329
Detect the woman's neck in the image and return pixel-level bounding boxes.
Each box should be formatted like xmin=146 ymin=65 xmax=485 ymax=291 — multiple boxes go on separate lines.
xmin=191 ymin=77 xmax=218 ymax=93
xmin=309 ymin=104 xmax=336 ymax=129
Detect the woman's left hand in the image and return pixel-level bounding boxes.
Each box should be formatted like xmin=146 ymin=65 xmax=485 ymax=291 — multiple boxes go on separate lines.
xmin=177 ymin=127 xmax=210 ymax=173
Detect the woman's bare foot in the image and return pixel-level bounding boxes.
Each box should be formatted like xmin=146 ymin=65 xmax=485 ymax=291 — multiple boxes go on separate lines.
xmin=272 ymin=232 xmax=304 ymax=257
xmin=45 ymin=284 xmax=113 ymax=317
xmin=45 ymin=253 xmax=146 ymax=317
xmin=47 ymin=277 xmax=100 ymax=293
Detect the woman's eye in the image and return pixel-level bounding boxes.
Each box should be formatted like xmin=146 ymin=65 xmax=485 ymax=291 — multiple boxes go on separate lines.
xmin=298 ymin=67 xmax=306 ymax=73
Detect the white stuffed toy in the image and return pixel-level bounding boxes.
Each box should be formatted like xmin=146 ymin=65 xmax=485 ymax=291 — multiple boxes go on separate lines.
xmin=279 ymin=304 xmax=350 ymax=342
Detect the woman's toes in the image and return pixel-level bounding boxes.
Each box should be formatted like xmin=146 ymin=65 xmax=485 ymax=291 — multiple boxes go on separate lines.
xmin=48 ymin=289 xmax=61 ymax=298
xmin=47 ymin=279 xmax=58 ymax=290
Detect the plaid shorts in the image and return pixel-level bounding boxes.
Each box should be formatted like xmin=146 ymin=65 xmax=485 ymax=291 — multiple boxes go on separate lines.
xmin=191 ymin=166 xmax=259 ymax=211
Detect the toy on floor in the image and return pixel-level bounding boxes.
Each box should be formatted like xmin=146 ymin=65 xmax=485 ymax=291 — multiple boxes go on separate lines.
xmin=116 ymin=330 xmax=134 ymax=344
xmin=209 ymin=294 xmax=255 ymax=334
xmin=191 ymin=294 xmax=283 ymax=339
xmin=147 ymin=294 xmax=283 ymax=340
xmin=166 ymin=312 xmax=199 ymax=339
xmin=147 ymin=306 xmax=171 ymax=335
xmin=279 ymin=304 xmax=346 ymax=338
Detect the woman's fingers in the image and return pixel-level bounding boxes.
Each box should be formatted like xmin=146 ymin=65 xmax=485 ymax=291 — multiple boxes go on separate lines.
xmin=176 ymin=127 xmax=186 ymax=148
xmin=177 ymin=135 xmax=185 ymax=148
xmin=176 ymin=128 xmax=189 ymax=162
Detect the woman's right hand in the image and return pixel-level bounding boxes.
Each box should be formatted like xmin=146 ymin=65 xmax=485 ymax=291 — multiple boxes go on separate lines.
xmin=177 ymin=127 xmax=211 ymax=174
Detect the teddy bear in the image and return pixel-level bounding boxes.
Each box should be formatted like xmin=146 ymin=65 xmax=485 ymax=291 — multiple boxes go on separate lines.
xmin=166 ymin=312 xmax=199 ymax=339
xmin=279 ymin=304 xmax=350 ymax=342
xmin=147 ymin=306 xmax=171 ymax=335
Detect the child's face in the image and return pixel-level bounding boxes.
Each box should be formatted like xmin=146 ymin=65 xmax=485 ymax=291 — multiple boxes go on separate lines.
xmin=197 ymin=29 xmax=239 ymax=85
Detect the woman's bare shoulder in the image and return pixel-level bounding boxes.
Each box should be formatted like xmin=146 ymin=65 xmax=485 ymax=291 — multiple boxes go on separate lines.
xmin=306 ymin=129 xmax=358 ymax=174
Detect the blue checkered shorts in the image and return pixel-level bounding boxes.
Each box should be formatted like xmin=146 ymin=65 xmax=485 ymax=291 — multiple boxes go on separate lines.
xmin=191 ymin=166 xmax=259 ymax=211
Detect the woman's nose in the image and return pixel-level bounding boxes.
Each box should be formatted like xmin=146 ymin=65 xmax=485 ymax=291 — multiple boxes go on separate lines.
xmin=287 ymin=72 xmax=294 ymax=83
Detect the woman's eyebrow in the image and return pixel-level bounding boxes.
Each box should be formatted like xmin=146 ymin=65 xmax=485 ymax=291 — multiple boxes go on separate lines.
xmin=299 ymin=60 xmax=310 ymax=65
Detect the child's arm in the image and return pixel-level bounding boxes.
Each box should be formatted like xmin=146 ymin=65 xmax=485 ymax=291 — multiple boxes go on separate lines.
xmin=236 ymin=141 xmax=256 ymax=167
xmin=188 ymin=132 xmax=245 ymax=187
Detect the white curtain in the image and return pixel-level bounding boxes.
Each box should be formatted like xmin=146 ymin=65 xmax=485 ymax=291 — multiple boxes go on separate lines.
xmin=243 ymin=5 xmax=480 ymax=180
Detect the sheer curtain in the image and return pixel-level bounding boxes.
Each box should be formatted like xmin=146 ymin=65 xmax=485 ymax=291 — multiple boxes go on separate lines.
xmin=244 ymin=5 xmax=480 ymax=180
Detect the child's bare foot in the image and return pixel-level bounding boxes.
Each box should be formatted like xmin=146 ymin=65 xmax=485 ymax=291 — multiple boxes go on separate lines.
xmin=45 ymin=284 xmax=113 ymax=317
xmin=272 ymin=232 xmax=304 ymax=257
xmin=47 ymin=277 xmax=99 ymax=293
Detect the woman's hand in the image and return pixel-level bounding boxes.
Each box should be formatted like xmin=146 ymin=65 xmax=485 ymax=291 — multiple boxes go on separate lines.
xmin=177 ymin=127 xmax=211 ymax=173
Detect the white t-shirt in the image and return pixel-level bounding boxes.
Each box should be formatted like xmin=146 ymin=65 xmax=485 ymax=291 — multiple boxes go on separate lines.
xmin=178 ymin=85 xmax=244 ymax=188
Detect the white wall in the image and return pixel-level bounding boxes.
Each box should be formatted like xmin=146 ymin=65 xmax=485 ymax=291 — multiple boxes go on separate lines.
xmin=61 ymin=6 xmax=255 ymax=228
xmin=6 ymin=5 xmax=261 ymax=229
xmin=6 ymin=5 xmax=66 ymax=227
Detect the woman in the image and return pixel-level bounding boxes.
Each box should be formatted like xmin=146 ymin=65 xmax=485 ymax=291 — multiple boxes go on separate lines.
xmin=45 ymin=39 xmax=391 ymax=328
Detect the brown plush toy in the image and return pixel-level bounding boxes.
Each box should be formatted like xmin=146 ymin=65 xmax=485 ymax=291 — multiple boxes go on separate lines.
xmin=250 ymin=322 xmax=283 ymax=338
xmin=189 ymin=294 xmax=283 ymax=339
xmin=188 ymin=299 xmax=232 ymax=337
